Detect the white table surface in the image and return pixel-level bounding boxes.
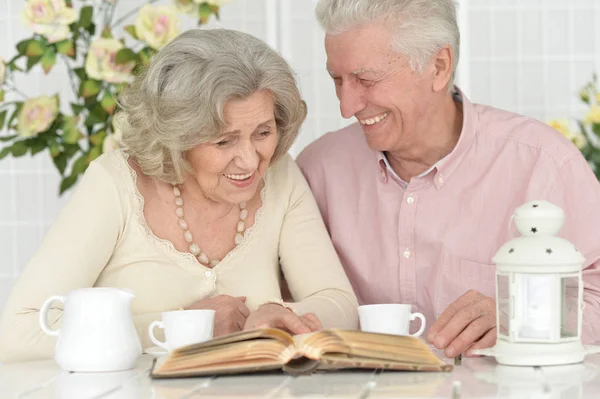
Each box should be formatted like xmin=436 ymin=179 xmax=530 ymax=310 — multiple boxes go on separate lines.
xmin=1 ymin=353 xmax=600 ymax=399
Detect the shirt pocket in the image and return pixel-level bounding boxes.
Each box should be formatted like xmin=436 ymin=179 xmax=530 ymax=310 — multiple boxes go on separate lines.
xmin=435 ymin=254 xmax=496 ymax=318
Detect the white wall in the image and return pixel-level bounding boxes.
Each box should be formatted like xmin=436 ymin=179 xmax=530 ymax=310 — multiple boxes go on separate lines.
xmin=0 ymin=0 xmax=599 ymax=308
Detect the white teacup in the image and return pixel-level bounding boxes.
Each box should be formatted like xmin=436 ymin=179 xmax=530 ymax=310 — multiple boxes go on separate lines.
xmin=148 ymin=309 xmax=215 ymax=352
xmin=358 ymin=304 xmax=426 ymax=337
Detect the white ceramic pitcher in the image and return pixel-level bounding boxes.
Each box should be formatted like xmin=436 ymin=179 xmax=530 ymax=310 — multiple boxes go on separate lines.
xmin=39 ymin=287 xmax=142 ymax=372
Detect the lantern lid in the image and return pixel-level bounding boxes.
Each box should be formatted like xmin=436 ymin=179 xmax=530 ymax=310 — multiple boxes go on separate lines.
xmin=493 ymin=236 xmax=584 ymax=266
xmin=493 ymin=200 xmax=585 ymax=267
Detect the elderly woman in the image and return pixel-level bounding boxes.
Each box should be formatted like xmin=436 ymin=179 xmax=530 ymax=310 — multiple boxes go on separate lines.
xmin=0 ymin=29 xmax=358 ymax=362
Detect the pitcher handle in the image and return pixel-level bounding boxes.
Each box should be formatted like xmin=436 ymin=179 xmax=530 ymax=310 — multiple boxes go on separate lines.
xmin=39 ymin=295 xmax=65 ymax=336
xmin=148 ymin=321 xmax=168 ymax=350
xmin=409 ymin=312 xmax=426 ymax=337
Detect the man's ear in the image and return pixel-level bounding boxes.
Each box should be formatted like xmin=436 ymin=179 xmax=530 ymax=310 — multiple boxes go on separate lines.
xmin=431 ymin=46 xmax=454 ymax=92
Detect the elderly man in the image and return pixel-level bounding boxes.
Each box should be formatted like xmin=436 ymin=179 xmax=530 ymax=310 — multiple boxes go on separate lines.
xmin=297 ymin=0 xmax=600 ymax=358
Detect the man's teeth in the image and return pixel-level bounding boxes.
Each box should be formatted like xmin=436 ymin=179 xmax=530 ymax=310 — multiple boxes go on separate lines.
xmin=359 ymin=112 xmax=389 ymax=126
xmin=225 ymin=172 xmax=253 ymax=180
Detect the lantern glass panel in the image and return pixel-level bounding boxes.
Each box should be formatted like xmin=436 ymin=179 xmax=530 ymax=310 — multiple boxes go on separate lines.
xmin=497 ymin=274 xmax=510 ymax=337
xmin=560 ymin=276 xmax=579 ymax=339
xmin=518 ymin=275 xmax=552 ymax=340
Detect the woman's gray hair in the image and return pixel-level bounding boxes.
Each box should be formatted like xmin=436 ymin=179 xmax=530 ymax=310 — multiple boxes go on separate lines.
xmin=315 ymin=0 xmax=460 ymax=88
xmin=117 ymin=28 xmax=306 ymax=184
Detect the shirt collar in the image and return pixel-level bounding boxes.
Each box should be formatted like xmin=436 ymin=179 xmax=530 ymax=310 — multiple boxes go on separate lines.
xmin=376 ymin=87 xmax=477 ymax=189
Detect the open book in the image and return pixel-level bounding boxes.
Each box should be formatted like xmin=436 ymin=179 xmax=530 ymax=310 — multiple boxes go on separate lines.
xmin=150 ymin=328 xmax=452 ymax=378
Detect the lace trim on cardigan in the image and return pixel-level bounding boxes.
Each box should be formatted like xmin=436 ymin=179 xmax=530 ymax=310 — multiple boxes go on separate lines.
xmin=114 ymin=150 xmax=269 ymax=271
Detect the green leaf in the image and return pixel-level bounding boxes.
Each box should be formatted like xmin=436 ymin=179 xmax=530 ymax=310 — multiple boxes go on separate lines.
xmin=26 ymin=55 xmax=42 ymax=71
xmin=0 ymin=146 xmax=11 ymax=160
xmin=71 ymin=154 xmax=88 ymax=175
xmin=71 ymin=103 xmax=85 ymax=115
xmin=87 ymin=145 xmax=102 ymax=163
xmin=89 ymin=130 xmax=107 ymax=146
xmin=84 ymin=103 xmax=109 ymax=126
xmin=9 ymin=61 xmax=23 ymax=72
xmin=101 ymin=26 xmax=113 ymax=39
xmin=0 ymin=134 xmax=16 ymax=142
xmin=124 ymin=25 xmax=138 ymax=40
xmin=138 ymin=47 xmax=155 ymax=65
xmin=80 ymin=80 xmax=102 ymax=98
xmin=198 ymin=3 xmax=214 ymax=24
xmin=60 ymin=174 xmax=78 ymax=194
xmin=29 ymin=139 xmax=47 ymax=155
xmin=55 ymin=39 xmax=76 ymax=58
xmin=79 ymin=6 xmax=94 ymax=28
xmin=16 ymin=39 xmax=32 ymax=55
xmin=63 ymin=143 xmax=80 ymax=157
xmin=593 ymin=123 xmax=600 ymax=139
xmin=62 ymin=116 xmax=82 ymax=144
xmin=40 ymin=47 xmax=57 ymax=74
xmin=26 ymin=40 xmax=45 ymax=57
xmin=86 ymin=23 xmax=96 ymax=36
xmin=11 ymin=140 xmax=29 ymax=156
xmin=49 ymin=142 xmax=61 ymax=157
xmin=73 ymin=67 xmax=87 ymax=81
xmin=115 ymin=48 xmax=137 ymax=65
xmin=100 ymin=92 xmax=116 ymax=115
xmin=0 ymin=111 xmax=6 ymax=129
xmin=0 ymin=90 xmax=4 ymax=102
xmin=8 ymin=103 xmax=24 ymax=128
xmin=53 ymin=152 xmax=68 ymax=175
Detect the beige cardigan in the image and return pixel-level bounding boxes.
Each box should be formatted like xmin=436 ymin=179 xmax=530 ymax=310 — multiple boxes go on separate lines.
xmin=0 ymin=150 xmax=358 ymax=362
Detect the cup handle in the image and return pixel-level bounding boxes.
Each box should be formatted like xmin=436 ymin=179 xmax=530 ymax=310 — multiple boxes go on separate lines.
xmin=39 ymin=295 xmax=65 ymax=336
xmin=148 ymin=321 xmax=168 ymax=350
xmin=410 ymin=312 xmax=426 ymax=337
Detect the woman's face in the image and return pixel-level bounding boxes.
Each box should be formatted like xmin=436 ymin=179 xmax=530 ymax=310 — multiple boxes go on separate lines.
xmin=187 ymin=90 xmax=279 ymax=205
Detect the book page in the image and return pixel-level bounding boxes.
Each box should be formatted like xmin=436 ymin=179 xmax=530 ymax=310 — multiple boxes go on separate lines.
xmin=300 ymin=330 xmax=449 ymax=368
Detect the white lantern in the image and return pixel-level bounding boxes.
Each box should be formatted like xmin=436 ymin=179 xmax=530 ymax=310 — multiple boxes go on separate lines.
xmin=473 ymin=200 xmax=586 ymax=366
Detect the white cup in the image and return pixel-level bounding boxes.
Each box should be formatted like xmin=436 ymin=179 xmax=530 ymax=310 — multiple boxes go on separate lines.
xmin=358 ymin=304 xmax=426 ymax=337
xmin=148 ymin=309 xmax=215 ymax=352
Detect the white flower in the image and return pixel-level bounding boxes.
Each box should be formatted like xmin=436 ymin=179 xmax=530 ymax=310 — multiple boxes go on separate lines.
xmin=173 ymin=0 xmax=197 ymax=15
xmin=21 ymin=0 xmax=77 ymax=43
xmin=85 ymin=39 xmax=135 ymax=84
xmin=102 ymin=133 xmax=122 ymax=153
xmin=17 ymin=95 xmax=59 ymax=137
xmin=548 ymin=118 xmax=587 ymax=150
xmin=585 ymin=105 xmax=600 ymax=125
xmin=135 ymin=5 xmax=180 ymax=50
xmin=0 ymin=58 xmax=6 ymax=86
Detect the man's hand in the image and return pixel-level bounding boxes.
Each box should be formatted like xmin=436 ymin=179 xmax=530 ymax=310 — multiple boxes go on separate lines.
xmin=244 ymin=303 xmax=322 ymax=335
xmin=185 ymin=295 xmax=250 ymax=337
xmin=427 ymin=290 xmax=497 ymax=358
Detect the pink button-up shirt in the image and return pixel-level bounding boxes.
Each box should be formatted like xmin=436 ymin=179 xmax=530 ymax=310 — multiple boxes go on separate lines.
xmin=297 ymin=92 xmax=600 ymax=343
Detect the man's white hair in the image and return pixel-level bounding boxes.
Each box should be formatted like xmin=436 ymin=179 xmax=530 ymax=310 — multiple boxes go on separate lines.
xmin=316 ymin=0 xmax=460 ymax=87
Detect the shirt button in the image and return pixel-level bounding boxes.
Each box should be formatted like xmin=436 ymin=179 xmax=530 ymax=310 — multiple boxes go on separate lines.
xmin=205 ymin=271 xmax=212 ymax=278
xmin=403 ymin=249 xmax=411 ymax=259
xmin=407 ymin=195 xmax=414 ymax=204
xmin=438 ymin=175 xmax=444 ymax=184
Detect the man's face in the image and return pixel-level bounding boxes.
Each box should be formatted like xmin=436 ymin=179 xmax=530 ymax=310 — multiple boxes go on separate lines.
xmin=325 ymin=22 xmax=437 ymax=153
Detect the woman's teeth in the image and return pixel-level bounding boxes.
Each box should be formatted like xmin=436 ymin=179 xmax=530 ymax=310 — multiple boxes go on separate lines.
xmin=224 ymin=172 xmax=253 ymax=180
xmin=359 ymin=112 xmax=390 ymax=126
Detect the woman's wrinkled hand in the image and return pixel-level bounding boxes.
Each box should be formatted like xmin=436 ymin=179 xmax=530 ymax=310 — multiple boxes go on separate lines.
xmin=244 ymin=303 xmax=323 ymax=335
xmin=185 ymin=295 xmax=250 ymax=337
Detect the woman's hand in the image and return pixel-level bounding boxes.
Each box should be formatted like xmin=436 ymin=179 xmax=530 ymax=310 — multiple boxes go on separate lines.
xmin=244 ymin=303 xmax=323 ymax=335
xmin=185 ymin=295 xmax=250 ymax=337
